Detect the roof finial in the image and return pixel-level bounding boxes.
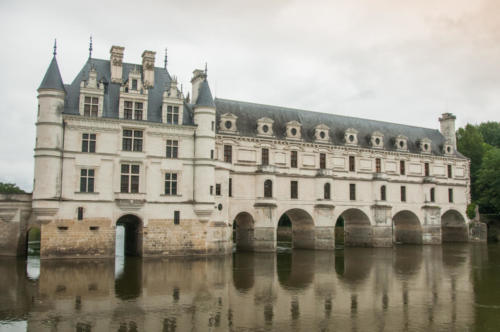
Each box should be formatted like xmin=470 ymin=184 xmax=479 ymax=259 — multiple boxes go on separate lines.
xmin=204 ymin=62 xmax=208 ymax=76
xmin=164 ymin=48 xmax=168 ymax=69
xmin=89 ymin=35 xmax=93 ymax=59
xmin=53 ymin=39 xmax=57 ymax=57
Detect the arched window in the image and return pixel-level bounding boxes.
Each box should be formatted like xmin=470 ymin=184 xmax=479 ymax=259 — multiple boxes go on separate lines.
xmin=381 ymin=185 xmax=386 ymax=201
xmin=264 ymin=179 xmax=273 ymax=198
xmin=324 ymin=183 xmax=331 ymax=199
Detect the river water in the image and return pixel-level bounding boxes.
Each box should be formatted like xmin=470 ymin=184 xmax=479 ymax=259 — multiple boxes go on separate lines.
xmin=1 ymin=243 xmax=500 ymax=331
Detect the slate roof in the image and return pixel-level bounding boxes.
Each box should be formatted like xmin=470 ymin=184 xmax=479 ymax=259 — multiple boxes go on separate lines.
xmin=39 ymin=56 xmax=65 ymax=91
xmin=195 ymin=80 xmax=215 ymax=108
xmin=214 ymin=98 xmax=463 ymax=157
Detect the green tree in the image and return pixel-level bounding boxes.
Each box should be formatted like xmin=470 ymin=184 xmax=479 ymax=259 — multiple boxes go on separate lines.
xmin=476 ymin=147 xmax=500 ymax=214
xmin=0 ymin=182 xmax=26 ymax=194
xmin=478 ymin=122 xmax=500 ymax=148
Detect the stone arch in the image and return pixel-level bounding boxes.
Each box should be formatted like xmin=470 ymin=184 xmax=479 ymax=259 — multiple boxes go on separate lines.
xmin=337 ymin=208 xmax=373 ymax=247
xmin=441 ymin=209 xmax=468 ymax=242
xmin=232 ymin=252 xmax=255 ymax=292
xmin=25 ymin=226 xmax=41 ymax=257
xmin=233 ymin=212 xmax=255 ymax=251
xmin=277 ymin=208 xmax=315 ymax=249
xmin=116 ymin=214 xmax=143 ymax=257
xmin=393 ymin=210 xmax=422 ymax=244
xmin=277 ymin=250 xmax=314 ymax=290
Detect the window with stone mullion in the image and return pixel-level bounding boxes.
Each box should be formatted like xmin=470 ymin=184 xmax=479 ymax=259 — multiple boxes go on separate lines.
xmin=166 ymin=140 xmax=178 ymax=158
xmin=84 ymin=96 xmax=98 ymax=117
xmin=165 ymin=173 xmax=178 ymax=195
xmin=80 ymin=169 xmax=95 ymax=193
xmin=167 ymin=105 xmax=179 ymax=124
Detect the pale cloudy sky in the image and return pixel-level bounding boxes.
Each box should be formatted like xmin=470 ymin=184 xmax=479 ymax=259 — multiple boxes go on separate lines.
xmin=1 ymin=0 xmax=499 ymax=191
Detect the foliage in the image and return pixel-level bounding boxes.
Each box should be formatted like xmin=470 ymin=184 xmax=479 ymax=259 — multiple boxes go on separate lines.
xmin=457 ymin=124 xmax=486 ymax=201
xmin=478 ymin=122 xmax=500 ymax=148
xmin=0 ymin=182 xmax=26 ymax=194
xmin=476 ymin=147 xmax=500 ymax=214
xmin=466 ymin=203 xmax=477 ymax=220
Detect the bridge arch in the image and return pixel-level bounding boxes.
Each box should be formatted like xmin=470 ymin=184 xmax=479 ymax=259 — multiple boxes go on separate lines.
xmin=116 ymin=214 xmax=143 ymax=257
xmin=336 ymin=208 xmax=373 ymax=247
xmin=441 ymin=209 xmax=468 ymax=242
xmin=393 ymin=210 xmax=422 ymax=244
xmin=233 ymin=211 xmax=255 ymax=251
xmin=277 ymin=208 xmax=315 ymax=249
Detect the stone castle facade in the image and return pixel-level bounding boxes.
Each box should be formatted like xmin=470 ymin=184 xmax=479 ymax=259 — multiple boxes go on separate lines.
xmin=0 ymin=44 xmax=476 ymax=258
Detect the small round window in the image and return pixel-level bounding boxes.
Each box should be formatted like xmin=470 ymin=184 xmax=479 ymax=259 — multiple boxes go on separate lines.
xmin=225 ymin=121 xmax=232 ymax=129
xmin=262 ymin=124 xmax=269 ymax=133
xmin=375 ymin=138 xmax=380 ymax=145
xmin=424 ymin=143 xmax=429 ymax=151
xmin=349 ymin=134 xmax=355 ymax=142
xmin=218 ymin=204 xmax=223 ymax=211
xmin=320 ymin=131 xmax=326 ymax=139
xmin=291 ymin=128 xmax=297 ymax=136
xmin=399 ymin=140 xmax=405 ymax=148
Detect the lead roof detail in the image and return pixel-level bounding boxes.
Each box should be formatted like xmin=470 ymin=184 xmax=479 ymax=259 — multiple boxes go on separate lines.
xmin=39 ymin=56 xmax=66 ymax=92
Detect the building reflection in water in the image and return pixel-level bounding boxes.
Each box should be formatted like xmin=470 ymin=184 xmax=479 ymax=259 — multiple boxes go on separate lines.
xmin=0 ymin=244 xmax=495 ymax=331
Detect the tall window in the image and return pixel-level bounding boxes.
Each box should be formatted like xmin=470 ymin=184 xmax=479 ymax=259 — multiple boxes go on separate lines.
xmin=122 ymin=130 xmax=143 ymax=152
xmin=80 ymin=169 xmax=94 ymax=193
xmin=447 ymin=165 xmax=453 ymax=178
xmin=224 ymin=145 xmax=232 ymax=163
xmin=124 ymin=101 xmax=143 ymax=120
xmin=320 ymin=153 xmax=326 ymax=169
xmin=425 ymin=163 xmax=430 ymax=177
xmin=291 ymin=151 xmax=298 ymax=168
xmin=400 ymin=160 xmax=405 ymax=175
xmin=375 ymin=158 xmax=381 ymax=173
xmin=82 ymin=133 xmax=96 ymax=153
xmin=132 ymin=79 xmax=138 ymax=90
xmin=380 ymin=185 xmax=386 ymax=201
xmin=167 ymin=105 xmax=179 ymax=124
xmin=401 ymin=186 xmax=406 ymax=202
xmin=120 ymin=164 xmax=139 ymax=193
xmin=264 ymin=179 xmax=273 ymax=198
xmin=430 ymin=188 xmax=435 ymax=202
xmin=216 ymin=183 xmax=221 ymax=196
xmin=349 ymin=184 xmax=356 ymax=200
xmin=291 ymin=180 xmax=298 ymax=199
xmin=174 ymin=211 xmax=180 ymax=225
xmin=324 ymin=183 xmax=331 ymax=199
xmin=448 ymin=188 xmax=453 ymax=202
xmin=84 ymin=96 xmax=98 ymax=117
xmin=262 ymin=148 xmax=269 ymax=166
xmin=349 ymin=156 xmax=355 ymax=172
xmin=165 ymin=173 xmax=178 ymax=195
xmin=229 ymin=178 xmax=232 ymax=197
xmin=166 ymin=140 xmax=178 ymax=158
xmin=134 ymin=102 xmax=143 ymax=120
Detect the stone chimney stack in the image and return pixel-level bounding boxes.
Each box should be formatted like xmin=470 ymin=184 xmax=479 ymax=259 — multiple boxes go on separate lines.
xmin=142 ymin=50 xmax=156 ymax=88
xmin=110 ymin=46 xmax=124 ymax=83
xmin=191 ymin=69 xmax=207 ymax=104
xmin=439 ymin=113 xmax=457 ymax=150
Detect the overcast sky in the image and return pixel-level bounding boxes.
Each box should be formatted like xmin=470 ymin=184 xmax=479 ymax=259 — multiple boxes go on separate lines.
xmin=1 ymin=0 xmax=499 ymax=191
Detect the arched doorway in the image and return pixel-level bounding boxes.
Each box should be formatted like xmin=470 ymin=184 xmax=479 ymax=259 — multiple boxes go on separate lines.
xmin=441 ymin=210 xmax=468 ymax=242
xmin=334 ymin=216 xmax=345 ymax=248
xmin=277 ymin=209 xmax=315 ymax=249
xmin=25 ymin=227 xmax=41 ymax=280
xmin=393 ymin=211 xmax=422 ymax=244
xmin=116 ymin=214 xmax=143 ymax=257
xmin=338 ymin=209 xmax=372 ymax=247
xmin=233 ymin=212 xmax=255 ymax=251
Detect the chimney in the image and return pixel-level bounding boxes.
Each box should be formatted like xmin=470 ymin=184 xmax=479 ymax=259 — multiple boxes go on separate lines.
xmin=142 ymin=50 xmax=156 ymax=88
xmin=191 ymin=69 xmax=206 ymax=103
xmin=110 ymin=46 xmax=124 ymax=83
xmin=439 ymin=113 xmax=457 ymax=150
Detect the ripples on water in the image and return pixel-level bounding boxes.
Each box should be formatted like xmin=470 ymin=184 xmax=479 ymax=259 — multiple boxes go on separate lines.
xmin=0 ymin=243 xmax=500 ymax=331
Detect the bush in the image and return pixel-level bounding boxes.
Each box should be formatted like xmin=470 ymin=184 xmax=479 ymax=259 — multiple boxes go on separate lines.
xmin=466 ymin=203 xmax=477 ymax=220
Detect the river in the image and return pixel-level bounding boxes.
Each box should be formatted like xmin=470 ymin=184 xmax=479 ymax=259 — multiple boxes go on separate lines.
xmin=1 ymin=243 xmax=499 ymax=331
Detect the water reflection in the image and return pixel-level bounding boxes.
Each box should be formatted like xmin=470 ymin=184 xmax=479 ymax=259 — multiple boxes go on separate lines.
xmin=1 ymin=244 xmax=499 ymax=331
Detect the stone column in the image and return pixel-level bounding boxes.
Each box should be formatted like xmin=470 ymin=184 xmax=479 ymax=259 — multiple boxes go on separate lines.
xmin=371 ymin=204 xmax=393 ymax=247
xmin=253 ymin=205 xmax=277 ymax=252
xmin=313 ymin=204 xmax=335 ymax=250
xmin=422 ymin=205 xmax=442 ymax=244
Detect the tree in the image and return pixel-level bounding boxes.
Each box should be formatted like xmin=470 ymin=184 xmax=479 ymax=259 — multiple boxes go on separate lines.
xmin=478 ymin=122 xmax=500 ymax=148
xmin=476 ymin=147 xmax=500 ymax=214
xmin=0 ymin=182 xmax=26 ymax=194
xmin=457 ymin=125 xmax=486 ymax=201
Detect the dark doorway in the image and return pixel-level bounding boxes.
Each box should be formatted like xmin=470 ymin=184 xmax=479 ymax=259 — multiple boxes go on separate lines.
xmin=116 ymin=214 xmax=143 ymax=257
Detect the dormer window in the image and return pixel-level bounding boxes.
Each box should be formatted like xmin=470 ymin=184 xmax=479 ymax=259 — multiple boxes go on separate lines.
xmin=124 ymin=101 xmax=144 ymax=120
xmin=167 ymin=105 xmax=179 ymax=124
xmin=132 ymin=79 xmax=138 ymax=90
xmin=79 ymin=67 xmax=104 ymax=117
xmin=315 ymin=124 xmax=330 ymax=142
xmin=257 ymin=117 xmax=274 ymax=137
xmin=219 ymin=113 xmax=238 ymax=133
xmin=344 ymin=128 xmax=358 ymax=146
xmin=371 ymin=131 xmax=384 ymax=149
xmin=443 ymin=141 xmax=454 ymax=155
xmin=419 ymin=138 xmax=432 ymax=154
xmin=84 ymin=96 xmax=99 ymax=117
xmin=395 ymin=135 xmax=408 ymax=151
xmin=286 ymin=121 xmax=302 ymax=140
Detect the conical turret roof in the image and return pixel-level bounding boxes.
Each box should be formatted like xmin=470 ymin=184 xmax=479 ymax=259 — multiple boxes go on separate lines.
xmin=195 ymin=79 xmax=215 ymax=108
xmin=38 ymin=56 xmax=65 ymax=92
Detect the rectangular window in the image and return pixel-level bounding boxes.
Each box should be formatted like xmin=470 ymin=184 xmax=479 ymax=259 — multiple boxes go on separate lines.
xmin=291 ymin=151 xmax=298 ymax=168
xmin=166 ymin=140 xmax=178 ymax=158
xmin=229 ymin=178 xmax=232 ymax=197
xmin=262 ymin=148 xmax=269 ymax=166
xmin=134 ymin=102 xmax=143 ymax=120
xmin=430 ymin=188 xmax=435 ymax=202
xmin=425 ymin=163 xmax=430 ymax=177
xmin=124 ymin=101 xmax=133 ymax=119
xmin=132 ymin=79 xmax=138 ymax=90
xmin=291 ymin=181 xmax=298 ymax=199
xmin=216 ymin=183 xmax=221 ymax=196
xmin=84 ymin=96 xmax=98 ymax=117
xmin=349 ymin=156 xmax=355 ymax=172
xmin=448 ymin=188 xmax=453 ymax=203
xmin=349 ymin=183 xmax=356 ymax=201
xmin=400 ymin=160 xmax=406 ymax=175
xmin=447 ymin=165 xmax=452 ymax=178
xmin=210 ymin=150 xmax=214 ymax=159
xmin=166 ymin=105 xmax=179 ymax=124
xmin=77 ymin=207 xmax=84 ymax=221
xmin=120 ymin=164 xmax=139 ymax=193
xmin=122 ymin=129 xmax=143 ymax=152
xmin=164 ymin=173 xmax=178 ymax=195
xmin=79 ymin=169 xmax=95 ymax=193
xmin=320 ymin=153 xmax=326 ymax=169
xmin=174 ymin=211 xmax=180 ymax=225
xmin=82 ymin=133 xmax=96 ymax=153
xmin=210 ymin=185 xmax=213 ymax=195
xmin=375 ymin=158 xmax=381 ymax=173
xmin=224 ymin=145 xmax=232 ymax=163
xmin=401 ymin=186 xmax=406 ymax=202
xmin=211 ymin=121 xmax=215 ymax=131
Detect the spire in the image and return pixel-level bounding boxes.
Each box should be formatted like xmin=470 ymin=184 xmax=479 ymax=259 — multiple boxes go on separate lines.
xmin=204 ymin=62 xmax=208 ymax=77
xmin=89 ymin=35 xmax=93 ymax=59
xmin=39 ymin=42 xmax=65 ymax=92
xmin=164 ymin=48 xmax=168 ymax=69
xmin=194 ymin=79 xmax=215 ymax=108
